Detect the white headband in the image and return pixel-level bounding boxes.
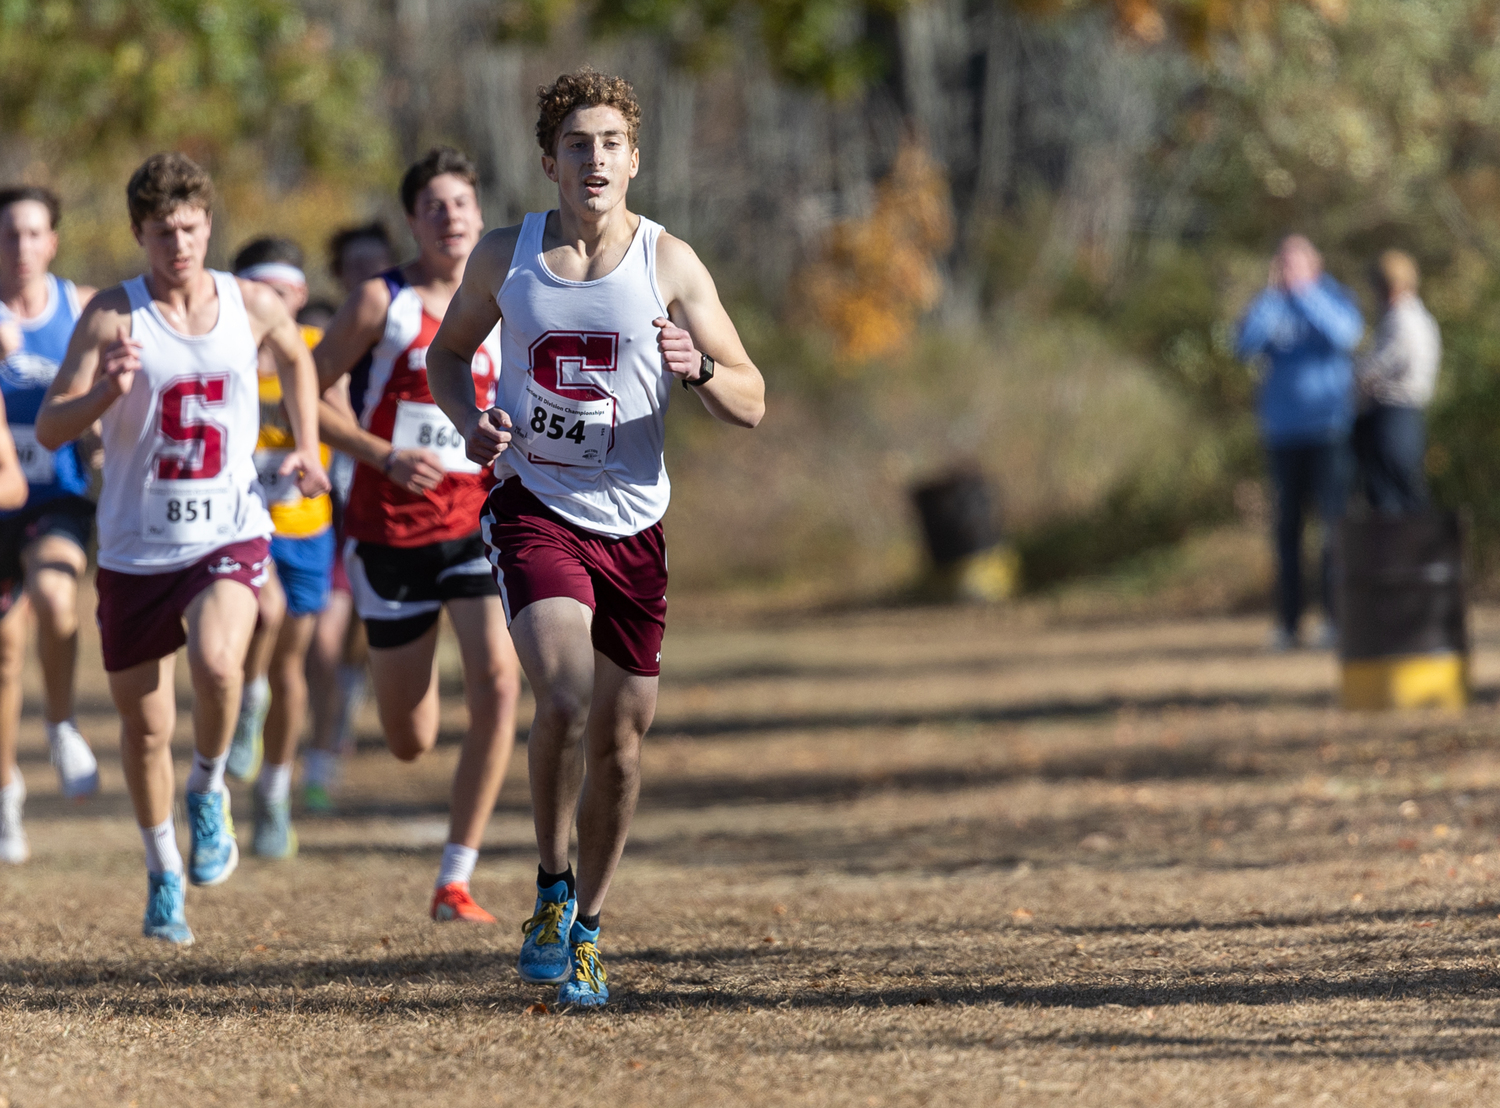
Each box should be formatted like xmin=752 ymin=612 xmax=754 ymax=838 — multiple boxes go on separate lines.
xmin=237 ymin=262 xmax=307 ymax=287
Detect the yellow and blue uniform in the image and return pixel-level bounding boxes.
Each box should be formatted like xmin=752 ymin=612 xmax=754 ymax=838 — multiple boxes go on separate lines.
xmin=258 ymin=324 xmax=334 ymax=615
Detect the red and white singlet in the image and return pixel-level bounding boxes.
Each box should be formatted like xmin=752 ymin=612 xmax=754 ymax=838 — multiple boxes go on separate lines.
xmin=343 ymin=271 xmax=501 ymax=547
xmin=494 ymin=212 xmax=673 ymax=538
xmin=96 ymin=271 xmax=271 ymax=572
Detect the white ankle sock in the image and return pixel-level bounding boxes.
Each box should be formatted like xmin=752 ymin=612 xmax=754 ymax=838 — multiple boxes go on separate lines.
xmin=185 ymin=749 xmax=228 ymax=795
xmin=44 ymin=718 xmax=77 ymax=744
xmin=303 ymin=748 xmax=338 ymax=789
xmin=256 ymin=762 xmax=292 ymax=805
xmin=141 ymin=817 xmax=183 ymax=875
xmin=436 ymin=843 xmax=478 ymax=889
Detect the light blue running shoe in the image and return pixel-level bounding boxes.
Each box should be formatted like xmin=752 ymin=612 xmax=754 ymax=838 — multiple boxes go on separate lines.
xmin=226 ymin=683 xmax=268 ymax=782
xmin=142 ymin=870 xmax=194 ymax=945
xmin=187 ymin=787 xmax=239 ymax=887
xmin=251 ymin=790 xmax=298 ymax=860
xmin=557 ymin=919 xmax=609 ymax=1008
xmin=518 ymin=880 xmax=576 ymax=983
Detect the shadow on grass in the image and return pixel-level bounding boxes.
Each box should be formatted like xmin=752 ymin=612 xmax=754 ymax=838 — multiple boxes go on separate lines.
xmin=6 ymin=943 xmax=1500 ymax=1061
xmin=655 ymin=640 xmax=1284 ymax=688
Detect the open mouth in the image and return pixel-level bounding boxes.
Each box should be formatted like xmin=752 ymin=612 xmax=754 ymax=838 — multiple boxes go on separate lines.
xmin=584 ymin=175 xmax=608 ymax=192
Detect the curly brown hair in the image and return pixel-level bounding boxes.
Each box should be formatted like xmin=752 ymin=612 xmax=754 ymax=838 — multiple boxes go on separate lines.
xmin=535 ymin=68 xmax=642 ymax=156
xmin=126 ymin=153 xmax=214 ymax=227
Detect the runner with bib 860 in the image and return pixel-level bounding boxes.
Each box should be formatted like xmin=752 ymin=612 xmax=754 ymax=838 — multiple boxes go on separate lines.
xmin=314 ymin=148 xmax=521 ymax=923
xmin=36 ymin=154 xmax=329 ymax=944
xmin=427 ymin=69 xmax=765 ymax=1007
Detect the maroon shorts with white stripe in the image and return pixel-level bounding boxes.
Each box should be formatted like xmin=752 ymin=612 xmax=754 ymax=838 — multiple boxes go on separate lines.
xmin=96 ymin=538 xmax=271 ymax=672
xmin=481 ymin=478 xmax=667 ymax=677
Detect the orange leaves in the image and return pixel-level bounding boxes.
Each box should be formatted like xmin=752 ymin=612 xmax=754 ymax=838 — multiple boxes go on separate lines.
xmin=795 ymin=139 xmax=953 ymax=367
xmin=1116 ymin=0 xmax=1168 ymax=43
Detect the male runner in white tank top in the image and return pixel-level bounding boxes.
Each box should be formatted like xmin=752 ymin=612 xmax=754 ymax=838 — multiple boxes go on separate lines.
xmin=428 ymin=69 xmax=765 ymax=1007
xmin=37 ymin=153 xmax=329 ymax=944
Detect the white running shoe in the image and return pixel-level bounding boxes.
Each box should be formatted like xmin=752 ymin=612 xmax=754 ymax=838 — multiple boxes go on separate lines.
xmin=0 ymin=773 xmax=28 ymax=864
xmin=47 ymin=719 xmax=100 ymax=800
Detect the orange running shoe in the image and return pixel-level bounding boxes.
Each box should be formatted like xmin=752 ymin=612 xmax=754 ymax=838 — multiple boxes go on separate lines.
xmin=430 ymin=881 xmax=497 ymax=923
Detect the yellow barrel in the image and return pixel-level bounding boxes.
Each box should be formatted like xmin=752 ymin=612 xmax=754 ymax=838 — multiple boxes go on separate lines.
xmin=1340 ymin=653 xmax=1467 ymax=710
xmin=1338 ymin=511 xmax=1467 ymax=711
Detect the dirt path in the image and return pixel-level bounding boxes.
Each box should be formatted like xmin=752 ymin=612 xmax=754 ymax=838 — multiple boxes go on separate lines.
xmin=6 ymin=598 xmax=1500 ymax=1105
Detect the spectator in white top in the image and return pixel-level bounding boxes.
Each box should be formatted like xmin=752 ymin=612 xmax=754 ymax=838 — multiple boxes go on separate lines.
xmin=1352 ymin=250 xmax=1442 ymax=514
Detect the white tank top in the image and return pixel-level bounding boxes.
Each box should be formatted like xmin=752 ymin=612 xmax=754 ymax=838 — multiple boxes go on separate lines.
xmin=494 ymin=211 xmax=672 ymax=537
xmin=97 ymin=271 xmax=271 ymax=572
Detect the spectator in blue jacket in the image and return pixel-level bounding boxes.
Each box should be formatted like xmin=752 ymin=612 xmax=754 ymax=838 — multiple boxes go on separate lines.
xmin=1236 ymin=235 xmax=1364 ymax=650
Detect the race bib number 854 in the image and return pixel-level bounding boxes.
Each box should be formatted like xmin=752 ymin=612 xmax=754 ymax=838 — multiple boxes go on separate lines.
xmin=521 ymin=331 xmax=618 ymax=467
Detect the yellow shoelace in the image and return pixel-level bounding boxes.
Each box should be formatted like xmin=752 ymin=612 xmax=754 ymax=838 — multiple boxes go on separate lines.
xmin=522 ymin=901 xmax=566 ymax=946
xmin=572 ymin=941 xmax=607 ymax=990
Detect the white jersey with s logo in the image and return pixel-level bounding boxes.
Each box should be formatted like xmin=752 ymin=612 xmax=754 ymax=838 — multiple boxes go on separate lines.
xmin=96 ymin=271 xmax=271 ymax=572
xmin=493 ymin=211 xmax=673 ymax=538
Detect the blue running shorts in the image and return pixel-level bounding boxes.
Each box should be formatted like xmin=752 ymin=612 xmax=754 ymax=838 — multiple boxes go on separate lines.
xmin=270 ymin=528 xmax=335 ymax=617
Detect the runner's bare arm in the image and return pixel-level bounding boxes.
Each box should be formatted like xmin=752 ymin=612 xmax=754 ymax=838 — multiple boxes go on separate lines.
xmin=653 ymin=235 xmax=765 ymax=428
xmin=429 ymin=226 xmax=521 ymax=469
xmin=241 ymin=278 xmax=331 ymax=499
xmin=311 ymin=275 xmax=440 ymax=491
xmin=313 ymin=276 xmax=391 ymax=392
xmin=76 ymin=285 xmax=97 ymax=307
xmin=0 ymin=398 xmax=27 ymax=511
xmin=35 ymin=288 xmax=137 ymax=450
xmin=310 ymin=275 xmax=443 ymax=493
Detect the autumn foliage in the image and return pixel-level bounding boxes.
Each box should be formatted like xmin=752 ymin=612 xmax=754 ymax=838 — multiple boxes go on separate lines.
xmin=796 ymin=141 xmax=954 ymax=366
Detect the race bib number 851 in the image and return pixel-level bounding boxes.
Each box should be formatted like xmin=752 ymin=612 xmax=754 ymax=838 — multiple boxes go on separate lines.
xmin=143 ymin=483 xmax=235 ymax=544
xmin=142 ymin=373 xmax=236 ymax=544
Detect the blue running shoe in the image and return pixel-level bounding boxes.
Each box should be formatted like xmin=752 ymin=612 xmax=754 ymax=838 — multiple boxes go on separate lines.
xmin=142 ymin=870 xmax=194 ymax=945
xmin=518 ymin=880 xmax=576 ymax=983
xmin=227 ymin=682 xmax=268 ymax=782
xmin=251 ymin=790 xmax=298 ymax=860
xmin=557 ymin=919 xmax=609 ymax=1008
xmin=187 ymin=787 xmax=239 ymax=887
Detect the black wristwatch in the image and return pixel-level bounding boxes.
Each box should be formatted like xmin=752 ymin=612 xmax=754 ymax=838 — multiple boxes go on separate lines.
xmin=684 ymin=351 xmax=715 ymax=389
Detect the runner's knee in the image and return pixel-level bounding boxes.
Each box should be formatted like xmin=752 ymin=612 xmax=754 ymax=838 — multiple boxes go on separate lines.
xmin=385 ymin=725 xmax=436 ymax=762
xmin=189 ymin=646 xmax=243 ymax=700
xmin=27 ymin=570 xmax=77 ymax=632
xmin=373 ymin=688 xmax=439 ymax=761
xmin=534 ymin=684 xmax=590 ymax=735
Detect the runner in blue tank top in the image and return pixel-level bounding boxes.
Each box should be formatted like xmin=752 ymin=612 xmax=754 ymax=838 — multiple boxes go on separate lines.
xmin=0 ymin=186 xmax=103 ymax=866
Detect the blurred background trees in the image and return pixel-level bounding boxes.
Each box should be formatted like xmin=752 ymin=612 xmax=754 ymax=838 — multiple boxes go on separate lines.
xmin=5 ymin=0 xmax=1500 ymax=596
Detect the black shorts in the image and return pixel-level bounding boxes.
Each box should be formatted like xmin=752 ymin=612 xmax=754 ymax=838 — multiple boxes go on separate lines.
xmin=0 ymin=496 xmax=94 ymax=617
xmin=344 ymin=531 xmax=498 ymax=648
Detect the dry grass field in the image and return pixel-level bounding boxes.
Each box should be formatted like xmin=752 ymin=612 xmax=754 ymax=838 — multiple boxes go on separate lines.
xmin=8 ymin=589 xmax=1500 ymax=1105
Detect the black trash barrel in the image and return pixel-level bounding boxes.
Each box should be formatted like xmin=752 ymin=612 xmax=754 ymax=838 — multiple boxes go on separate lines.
xmin=911 ymin=469 xmax=1015 ymax=602
xmin=1338 ymin=509 xmax=1467 ymax=709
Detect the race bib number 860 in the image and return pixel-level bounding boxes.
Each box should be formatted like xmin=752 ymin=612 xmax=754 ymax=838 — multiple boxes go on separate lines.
xmin=390 ymin=401 xmax=479 ymax=474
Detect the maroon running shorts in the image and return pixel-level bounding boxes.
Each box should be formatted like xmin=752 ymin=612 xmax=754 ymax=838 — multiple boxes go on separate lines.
xmin=96 ymin=537 xmax=272 ymax=672
xmin=482 ymin=478 xmax=667 ymax=677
